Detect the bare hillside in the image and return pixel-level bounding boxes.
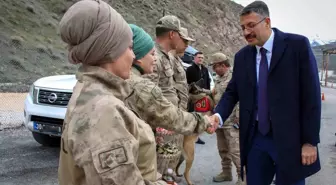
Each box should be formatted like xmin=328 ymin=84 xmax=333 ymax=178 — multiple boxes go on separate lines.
xmin=0 ymin=0 xmax=246 ymax=92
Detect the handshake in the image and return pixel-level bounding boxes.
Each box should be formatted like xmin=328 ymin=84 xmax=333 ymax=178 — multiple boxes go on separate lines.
xmin=204 ymin=114 xmax=220 ymax=134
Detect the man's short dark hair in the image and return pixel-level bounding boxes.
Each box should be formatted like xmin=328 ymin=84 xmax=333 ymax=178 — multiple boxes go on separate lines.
xmin=155 ymin=27 xmax=173 ymax=37
xmin=240 ymin=1 xmax=270 ymax=17
xmin=194 ymin=51 xmax=203 ymax=57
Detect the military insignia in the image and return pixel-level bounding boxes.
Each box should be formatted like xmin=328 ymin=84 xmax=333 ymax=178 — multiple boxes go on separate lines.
xmin=151 ymin=87 xmax=161 ymax=99
xmin=194 ymin=97 xmax=211 ymax=112
xmin=99 ymin=147 xmax=128 ymax=170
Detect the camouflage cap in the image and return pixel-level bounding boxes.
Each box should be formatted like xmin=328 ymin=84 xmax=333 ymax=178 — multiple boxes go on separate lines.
xmin=180 ymin=27 xmax=195 ymax=42
xmin=210 ymin=52 xmax=231 ymax=66
xmin=156 ymin=15 xmax=194 ymax=41
xmin=156 ymin=15 xmax=181 ymax=30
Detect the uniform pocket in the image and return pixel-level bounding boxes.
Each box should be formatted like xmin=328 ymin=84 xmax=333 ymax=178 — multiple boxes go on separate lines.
xmin=164 ymin=68 xmax=173 ymax=77
xmin=177 ymin=66 xmax=184 ymax=73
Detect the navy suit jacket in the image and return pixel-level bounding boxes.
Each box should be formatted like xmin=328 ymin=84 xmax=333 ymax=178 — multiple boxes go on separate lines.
xmin=215 ymin=28 xmax=321 ymax=182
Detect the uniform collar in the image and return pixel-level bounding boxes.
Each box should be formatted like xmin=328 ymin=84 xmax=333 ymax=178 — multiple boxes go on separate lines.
xmin=131 ymin=64 xmax=144 ymax=75
xmin=155 ymin=43 xmax=170 ymax=58
xmin=217 ymin=70 xmax=230 ymax=80
xmin=76 ymin=65 xmax=131 ymax=101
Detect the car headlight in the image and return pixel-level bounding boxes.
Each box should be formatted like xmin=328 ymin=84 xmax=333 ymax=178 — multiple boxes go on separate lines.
xmin=29 ymin=85 xmax=36 ymax=102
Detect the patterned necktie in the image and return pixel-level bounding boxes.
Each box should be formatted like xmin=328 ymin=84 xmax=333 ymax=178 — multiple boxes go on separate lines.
xmin=258 ymin=47 xmax=270 ymax=135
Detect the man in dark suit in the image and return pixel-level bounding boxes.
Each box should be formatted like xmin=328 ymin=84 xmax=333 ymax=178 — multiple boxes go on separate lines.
xmin=186 ymin=51 xmax=211 ymax=144
xmin=213 ymin=1 xmax=321 ymax=185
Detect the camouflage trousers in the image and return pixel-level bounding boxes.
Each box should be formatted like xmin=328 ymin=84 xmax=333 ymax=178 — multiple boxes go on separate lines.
xmin=216 ymin=126 xmax=241 ymax=176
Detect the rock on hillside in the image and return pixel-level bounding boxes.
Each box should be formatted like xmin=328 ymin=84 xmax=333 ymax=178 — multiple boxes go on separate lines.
xmin=0 ymin=0 xmax=246 ymax=92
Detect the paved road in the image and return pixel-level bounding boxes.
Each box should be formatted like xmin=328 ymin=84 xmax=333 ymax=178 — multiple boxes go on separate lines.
xmin=0 ymin=87 xmax=335 ymax=185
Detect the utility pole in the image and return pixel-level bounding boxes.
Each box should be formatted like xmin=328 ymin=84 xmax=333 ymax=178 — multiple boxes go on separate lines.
xmin=325 ymin=53 xmax=329 ymax=87
xmin=321 ymin=53 xmax=325 ymax=81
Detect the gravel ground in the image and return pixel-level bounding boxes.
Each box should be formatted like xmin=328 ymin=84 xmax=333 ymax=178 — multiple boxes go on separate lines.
xmin=0 ymin=93 xmax=26 ymax=130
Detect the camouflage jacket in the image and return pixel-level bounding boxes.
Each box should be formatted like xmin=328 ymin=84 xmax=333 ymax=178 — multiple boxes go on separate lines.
xmin=142 ymin=43 xmax=179 ymax=106
xmin=58 ymin=66 xmax=167 ymax=185
xmin=125 ymin=66 xmax=211 ymax=134
xmin=170 ymin=54 xmax=189 ymax=111
xmin=213 ymin=72 xmax=231 ymax=105
xmin=213 ymin=71 xmax=239 ymax=127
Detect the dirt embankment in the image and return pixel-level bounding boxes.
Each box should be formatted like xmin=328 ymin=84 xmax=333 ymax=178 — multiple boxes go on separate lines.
xmin=0 ymin=0 xmax=246 ymax=92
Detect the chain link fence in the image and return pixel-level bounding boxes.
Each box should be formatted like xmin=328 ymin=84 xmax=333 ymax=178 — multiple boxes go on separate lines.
xmin=0 ymin=34 xmax=76 ymax=130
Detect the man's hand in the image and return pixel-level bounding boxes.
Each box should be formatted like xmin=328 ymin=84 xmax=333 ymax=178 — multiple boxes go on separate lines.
xmin=301 ymin=143 xmax=317 ymax=165
xmin=205 ymin=115 xmax=220 ymax=134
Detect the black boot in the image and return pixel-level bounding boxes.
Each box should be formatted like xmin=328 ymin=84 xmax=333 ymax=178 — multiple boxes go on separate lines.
xmin=195 ymin=137 xmax=205 ymax=144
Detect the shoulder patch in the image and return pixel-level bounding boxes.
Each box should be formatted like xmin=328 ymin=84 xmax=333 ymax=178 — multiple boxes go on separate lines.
xmin=151 ymin=86 xmax=161 ymax=99
xmin=99 ymin=147 xmax=127 ymax=170
xmin=91 ymin=139 xmax=134 ymax=174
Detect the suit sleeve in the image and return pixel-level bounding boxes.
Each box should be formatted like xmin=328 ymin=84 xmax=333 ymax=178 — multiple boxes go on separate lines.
xmin=214 ymin=54 xmax=239 ymax=123
xmin=299 ymin=37 xmax=321 ymax=146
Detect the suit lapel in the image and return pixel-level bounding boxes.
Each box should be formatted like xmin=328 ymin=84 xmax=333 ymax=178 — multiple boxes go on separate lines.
xmin=269 ymin=28 xmax=288 ymax=75
xmin=246 ymin=46 xmax=257 ymax=87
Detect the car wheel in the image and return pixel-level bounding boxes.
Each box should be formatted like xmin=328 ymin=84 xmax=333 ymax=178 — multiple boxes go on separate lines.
xmin=32 ymin=132 xmax=60 ymax=147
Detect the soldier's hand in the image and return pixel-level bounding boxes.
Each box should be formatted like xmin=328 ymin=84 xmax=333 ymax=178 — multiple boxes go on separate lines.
xmin=205 ymin=115 xmax=219 ymax=134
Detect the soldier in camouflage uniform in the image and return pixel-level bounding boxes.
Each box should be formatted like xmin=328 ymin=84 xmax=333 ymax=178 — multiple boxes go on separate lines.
xmin=168 ymin=27 xmax=194 ymax=170
xmin=58 ymin=1 xmax=177 ymax=184
xmin=127 ymin=24 xmax=218 ymax=180
xmin=170 ymin=27 xmax=193 ymax=112
xmin=142 ymin=15 xmax=199 ymax=177
xmin=143 ymin=15 xmax=186 ymax=105
xmin=126 ymin=24 xmax=214 ymax=136
xmin=210 ymin=53 xmax=244 ymax=185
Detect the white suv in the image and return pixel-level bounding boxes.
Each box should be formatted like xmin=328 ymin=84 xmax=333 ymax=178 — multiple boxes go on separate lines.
xmin=24 ymin=75 xmax=76 ymax=146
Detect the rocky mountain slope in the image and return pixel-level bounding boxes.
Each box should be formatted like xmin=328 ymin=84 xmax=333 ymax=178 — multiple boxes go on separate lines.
xmin=0 ymin=0 xmax=246 ymax=92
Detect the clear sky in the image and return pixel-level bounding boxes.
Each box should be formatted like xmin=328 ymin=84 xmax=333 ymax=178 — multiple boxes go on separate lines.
xmin=232 ymin=0 xmax=335 ymax=42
